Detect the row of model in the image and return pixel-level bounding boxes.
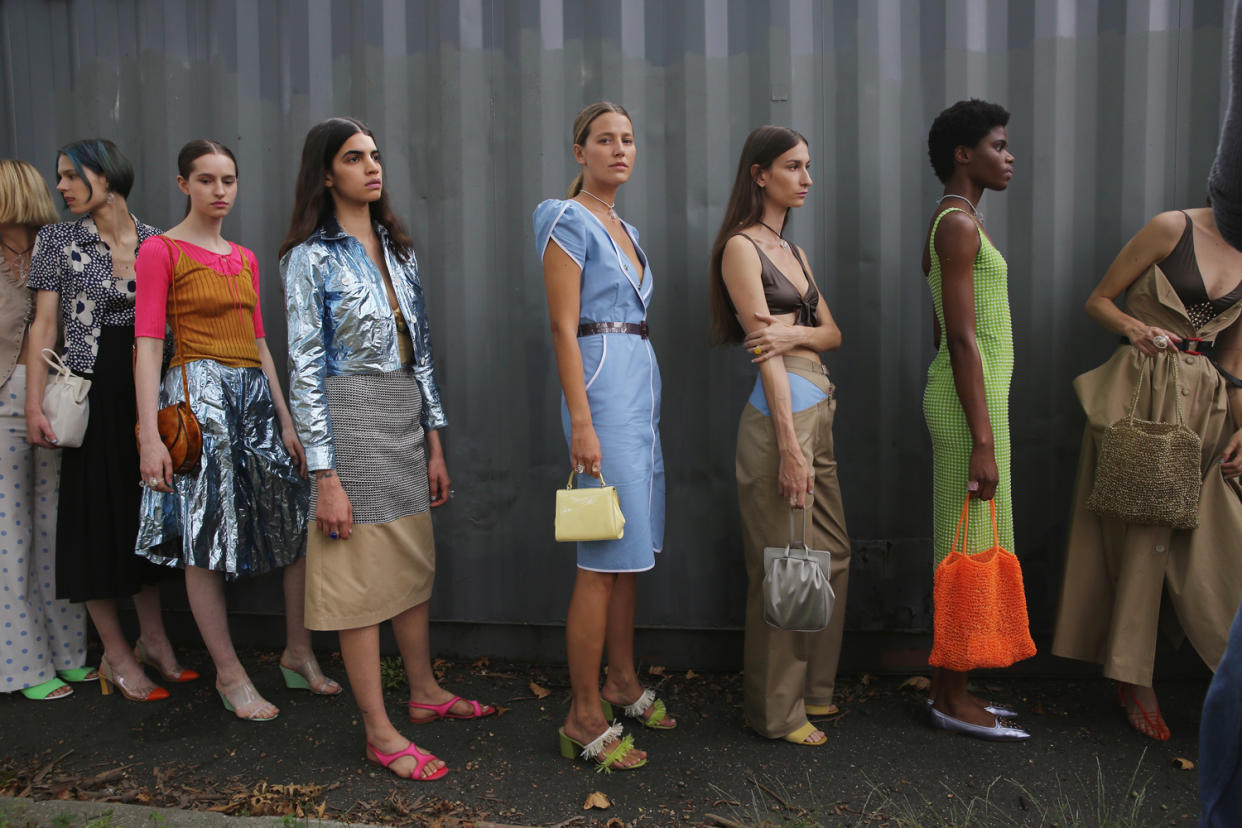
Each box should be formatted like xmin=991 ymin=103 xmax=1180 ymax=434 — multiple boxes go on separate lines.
xmin=0 ymin=89 xmax=1240 ymax=811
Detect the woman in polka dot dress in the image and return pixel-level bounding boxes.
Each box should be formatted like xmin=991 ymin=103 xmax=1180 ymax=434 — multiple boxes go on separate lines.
xmin=921 ymin=100 xmax=1032 ymax=741
xmin=0 ymin=159 xmax=91 ymax=700
xmin=26 ymin=140 xmax=189 ymax=703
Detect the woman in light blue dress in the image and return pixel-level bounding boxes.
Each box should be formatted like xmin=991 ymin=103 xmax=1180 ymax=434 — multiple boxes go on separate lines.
xmin=533 ymin=101 xmax=669 ymax=772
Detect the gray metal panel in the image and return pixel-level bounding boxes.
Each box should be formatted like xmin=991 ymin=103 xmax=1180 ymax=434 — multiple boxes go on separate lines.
xmin=1 ymin=0 xmax=1235 ymax=659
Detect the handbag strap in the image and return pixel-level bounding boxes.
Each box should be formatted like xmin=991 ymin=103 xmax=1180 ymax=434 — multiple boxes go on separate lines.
xmin=40 ymin=347 xmax=72 ymax=378
xmin=159 ymin=237 xmax=193 ymax=408
xmin=565 ymin=468 xmax=609 ymax=488
xmin=784 ymin=507 xmax=811 ymax=556
xmin=1126 ymin=351 xmax=1187 ymax=428
xmin=951 ymin=494 xmax=999 ymax=554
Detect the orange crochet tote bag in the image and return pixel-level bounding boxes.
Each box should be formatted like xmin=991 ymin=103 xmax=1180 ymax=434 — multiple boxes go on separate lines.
xmin=928 ymin=495 xmax=1037 ymax=672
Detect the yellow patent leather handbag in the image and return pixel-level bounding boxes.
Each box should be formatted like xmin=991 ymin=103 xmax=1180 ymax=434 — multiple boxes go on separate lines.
xmin=554 ymin=469 xmax=626 ymax=542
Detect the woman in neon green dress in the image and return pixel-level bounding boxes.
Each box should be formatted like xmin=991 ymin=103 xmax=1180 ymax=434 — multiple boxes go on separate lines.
xmin=921 ymin=99 xmax=1034 ymax=741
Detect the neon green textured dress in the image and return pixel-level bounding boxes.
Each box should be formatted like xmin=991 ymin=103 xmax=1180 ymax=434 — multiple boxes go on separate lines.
xmin=923 ymin=207 xmax=1015 ymax=565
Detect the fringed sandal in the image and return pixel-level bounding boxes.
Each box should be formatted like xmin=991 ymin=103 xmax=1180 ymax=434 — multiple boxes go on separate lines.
xmin=558 ymin=722 xmax=646 ymax=772
xmin=600 ymin=688 xmax=676 ymax=730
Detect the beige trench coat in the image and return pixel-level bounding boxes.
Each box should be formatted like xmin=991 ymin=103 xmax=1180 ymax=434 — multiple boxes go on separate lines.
xmin=1052 ymin=265 xmax=1242 ymax=686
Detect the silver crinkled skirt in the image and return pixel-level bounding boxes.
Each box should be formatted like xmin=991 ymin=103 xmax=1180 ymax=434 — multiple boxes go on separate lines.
xmin=136 ymin=359 xmax=309 ymax=578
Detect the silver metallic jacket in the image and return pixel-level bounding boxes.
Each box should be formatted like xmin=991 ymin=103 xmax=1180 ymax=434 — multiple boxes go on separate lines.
xmin=281 ymin=218 xmax=447 ymax=471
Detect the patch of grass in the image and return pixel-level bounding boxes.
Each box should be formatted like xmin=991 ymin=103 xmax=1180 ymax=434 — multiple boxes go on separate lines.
xmin=379 ymin=656 xmax=406 ymax=690
xmin=0 ymin=803 xmax=37 ymax=828
xmin=83 ymin=811 xmax=116 ymax=828
xmin=857 ymin=750 xmax=1154 ymax=828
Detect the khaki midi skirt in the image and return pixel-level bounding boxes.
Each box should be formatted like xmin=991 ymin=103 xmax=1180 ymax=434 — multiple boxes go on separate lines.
xmin=304 ymin=369 xmax=436 ymax=631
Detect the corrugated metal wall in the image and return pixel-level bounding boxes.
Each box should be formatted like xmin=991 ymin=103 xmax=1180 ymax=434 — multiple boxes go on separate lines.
xmin=2 ymin=0 xmax=1235 ymax=667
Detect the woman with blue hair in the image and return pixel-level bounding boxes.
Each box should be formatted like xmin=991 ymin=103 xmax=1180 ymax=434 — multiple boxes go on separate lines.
xmin=26 ymin=139 xmax=191 ymax=702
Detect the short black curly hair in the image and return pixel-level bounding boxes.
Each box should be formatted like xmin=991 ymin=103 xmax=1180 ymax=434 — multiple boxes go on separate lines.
xmin=927 ymin=99 xmax=1010 ymax=183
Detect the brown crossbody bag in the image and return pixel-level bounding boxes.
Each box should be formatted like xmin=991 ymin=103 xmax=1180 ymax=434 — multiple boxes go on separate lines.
xmin=134 ymin=237 xmax=203 ymax=474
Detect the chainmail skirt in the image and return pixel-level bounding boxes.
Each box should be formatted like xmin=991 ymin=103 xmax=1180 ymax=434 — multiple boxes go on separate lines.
xmin=136 ymin=359 xmax=309 ymax=578
xmin=305 ymin=369 xmax=434 ymax=631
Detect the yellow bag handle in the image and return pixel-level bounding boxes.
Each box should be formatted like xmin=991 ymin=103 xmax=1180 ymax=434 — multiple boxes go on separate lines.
xmin=565 ymin=468 xmax=609 ymax=489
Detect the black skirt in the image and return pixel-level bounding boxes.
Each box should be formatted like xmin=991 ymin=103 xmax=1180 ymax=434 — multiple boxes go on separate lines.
xmin=56 ymin=325 xmax=173 ymax=602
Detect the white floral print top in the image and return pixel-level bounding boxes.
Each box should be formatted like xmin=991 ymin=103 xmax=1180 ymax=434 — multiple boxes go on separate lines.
xmin=27 ymin=214 xmax=161 ymax=373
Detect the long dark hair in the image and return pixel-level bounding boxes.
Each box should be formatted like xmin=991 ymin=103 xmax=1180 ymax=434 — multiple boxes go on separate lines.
xmin=278 ymin=117 xmax=415 ymax=260
xmin=567 ymin=101 xmax=631 ymax=197
xmin=708 ymin=125 xmax=808 ymax=344
xmin=177 ymin=139 xmax=237 ymax=215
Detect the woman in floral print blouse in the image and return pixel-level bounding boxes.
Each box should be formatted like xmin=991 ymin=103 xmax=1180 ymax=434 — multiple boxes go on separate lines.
xmin=26 ymin=139 xmax=192 ymax=702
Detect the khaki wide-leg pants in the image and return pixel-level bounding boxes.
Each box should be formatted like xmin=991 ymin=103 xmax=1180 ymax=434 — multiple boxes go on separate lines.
xmin=738 ymin=357 xmax=851 ymax=739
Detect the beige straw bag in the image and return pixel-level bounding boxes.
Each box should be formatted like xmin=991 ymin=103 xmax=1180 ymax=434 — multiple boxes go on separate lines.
xmin=1086 ymin=351 xmax=1202 ymax=529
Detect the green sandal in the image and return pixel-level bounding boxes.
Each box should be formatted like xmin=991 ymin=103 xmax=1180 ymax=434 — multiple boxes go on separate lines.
xmin=20 ymin=677 xmax=72 ymax=700
xmin=601 ymin=688 xmax=676 ymax=729
xmin=558 ymin=723 xmax=646 ymax=772
xmin=57 ymin=667 xmax=98 ymax=683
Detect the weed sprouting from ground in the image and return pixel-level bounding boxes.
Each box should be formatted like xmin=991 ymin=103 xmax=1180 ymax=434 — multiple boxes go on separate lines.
xmin=856 ymin=749 xmax=1153 ymax=828
xmin=379 ymin=656 xmax=406 ymax=690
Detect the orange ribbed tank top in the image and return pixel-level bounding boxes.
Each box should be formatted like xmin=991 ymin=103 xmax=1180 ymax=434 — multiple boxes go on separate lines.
xmin=164 ymin=238 xmax=261 ymax=369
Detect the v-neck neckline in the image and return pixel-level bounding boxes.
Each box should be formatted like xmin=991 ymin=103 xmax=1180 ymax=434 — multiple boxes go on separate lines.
xmin=573 ymin=200 xmax=647 ymax=284
xmin=739 ymin=232 xmax=812 ymax=302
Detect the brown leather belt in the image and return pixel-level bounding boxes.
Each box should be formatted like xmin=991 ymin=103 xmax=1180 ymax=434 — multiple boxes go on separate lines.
xmin=578 ymin=321 xmax=649 ymax=339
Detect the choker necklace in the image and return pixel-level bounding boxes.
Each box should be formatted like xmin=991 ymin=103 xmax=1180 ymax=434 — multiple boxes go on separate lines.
xmin=579 ymin=189 xmax=619 ymax=221
xmin=937 ymin=193 xmax=983 ymax=223
xmin=759 ymin=219 xmax=788 ymax=249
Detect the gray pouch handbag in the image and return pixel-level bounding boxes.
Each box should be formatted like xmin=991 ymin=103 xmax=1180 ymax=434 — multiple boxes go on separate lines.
xmin=762 ymin=508 xmax=835 ymax=632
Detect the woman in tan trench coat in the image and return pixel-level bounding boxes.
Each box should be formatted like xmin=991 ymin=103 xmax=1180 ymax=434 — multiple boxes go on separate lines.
xmin=1053 ymin=207 xmax=1242 ymax=741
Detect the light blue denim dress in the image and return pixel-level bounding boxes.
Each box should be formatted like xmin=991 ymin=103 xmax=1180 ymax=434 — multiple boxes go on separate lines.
xmin=533 ymin=199 xmax=665 ymax=572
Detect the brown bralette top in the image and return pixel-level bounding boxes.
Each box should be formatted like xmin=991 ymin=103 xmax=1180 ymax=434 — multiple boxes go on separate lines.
xmin=734 ymin=233 xmax=820 ymax=327
xmin=1160 ymin=212 xmax=1242 ymax=329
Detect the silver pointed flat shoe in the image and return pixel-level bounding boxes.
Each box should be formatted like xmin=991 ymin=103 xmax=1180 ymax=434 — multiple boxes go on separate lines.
xmin=928 ymin=704 xmax=1030 ymax=741
xmin=926 ymin=697 xmax=1018 ymax=719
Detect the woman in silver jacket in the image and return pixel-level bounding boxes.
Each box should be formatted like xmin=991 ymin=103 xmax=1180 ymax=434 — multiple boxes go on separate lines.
xmin=281 ymin=117 xmax=493 ymax=782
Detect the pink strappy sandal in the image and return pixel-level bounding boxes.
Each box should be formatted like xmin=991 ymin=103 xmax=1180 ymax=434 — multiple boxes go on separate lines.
xmin=408 ymin=694 xmax=496 ymax=723
xmin=365 ymin=741 xmax=449 ymax=780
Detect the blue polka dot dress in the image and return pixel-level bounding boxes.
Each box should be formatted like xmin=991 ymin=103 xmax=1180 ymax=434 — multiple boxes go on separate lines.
xmin=0 ymin=365 xmax=87 ymax=693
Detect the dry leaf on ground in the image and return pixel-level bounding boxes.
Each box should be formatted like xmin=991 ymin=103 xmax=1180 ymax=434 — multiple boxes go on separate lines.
xmin=583 ymin=790 xmax=612 ymax=810
xmin=529 ymin=681 xmax=551 ymax=699
xmin=1173 ymin=757 xmax=1195 ymax=770
xmin=859 ymin=674 xmax=873 ymax=687
xmin=648 ymin=665 xmax=666 ymax=676
xmin=472 ymin=657 xmax=490 ymax=669
xmin=685 ymin=669 xmax=699 ymax=679
xmin=899 ymin=676 xmax=931 ymax=691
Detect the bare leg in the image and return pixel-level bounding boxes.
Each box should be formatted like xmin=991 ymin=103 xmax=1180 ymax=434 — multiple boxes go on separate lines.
xmin=600 ymin=573 xmax=677 ymax=728
xmin=279 ymin=559 xmax=340 ymax=694
xmin=396 ymin=601 xmax=487 ymax=719
xmin=339 ymin=622 xmax=444 ymax=779
xmin=562 ymin=569 xmax=645 ymax=767
xmin=87 ymin=597 xmax=160 ymax=696
xmin=130 ymin=583 xmax=179 ymax=666
xmin=184 ymin=565 xmax=276 ymax=719
xmin=931 ymin=667 xmax=993 ymax=726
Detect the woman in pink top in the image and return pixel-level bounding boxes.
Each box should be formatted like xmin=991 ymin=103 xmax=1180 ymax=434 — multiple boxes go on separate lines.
xmin=133 ymin=140 xmax=339 ymax=721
